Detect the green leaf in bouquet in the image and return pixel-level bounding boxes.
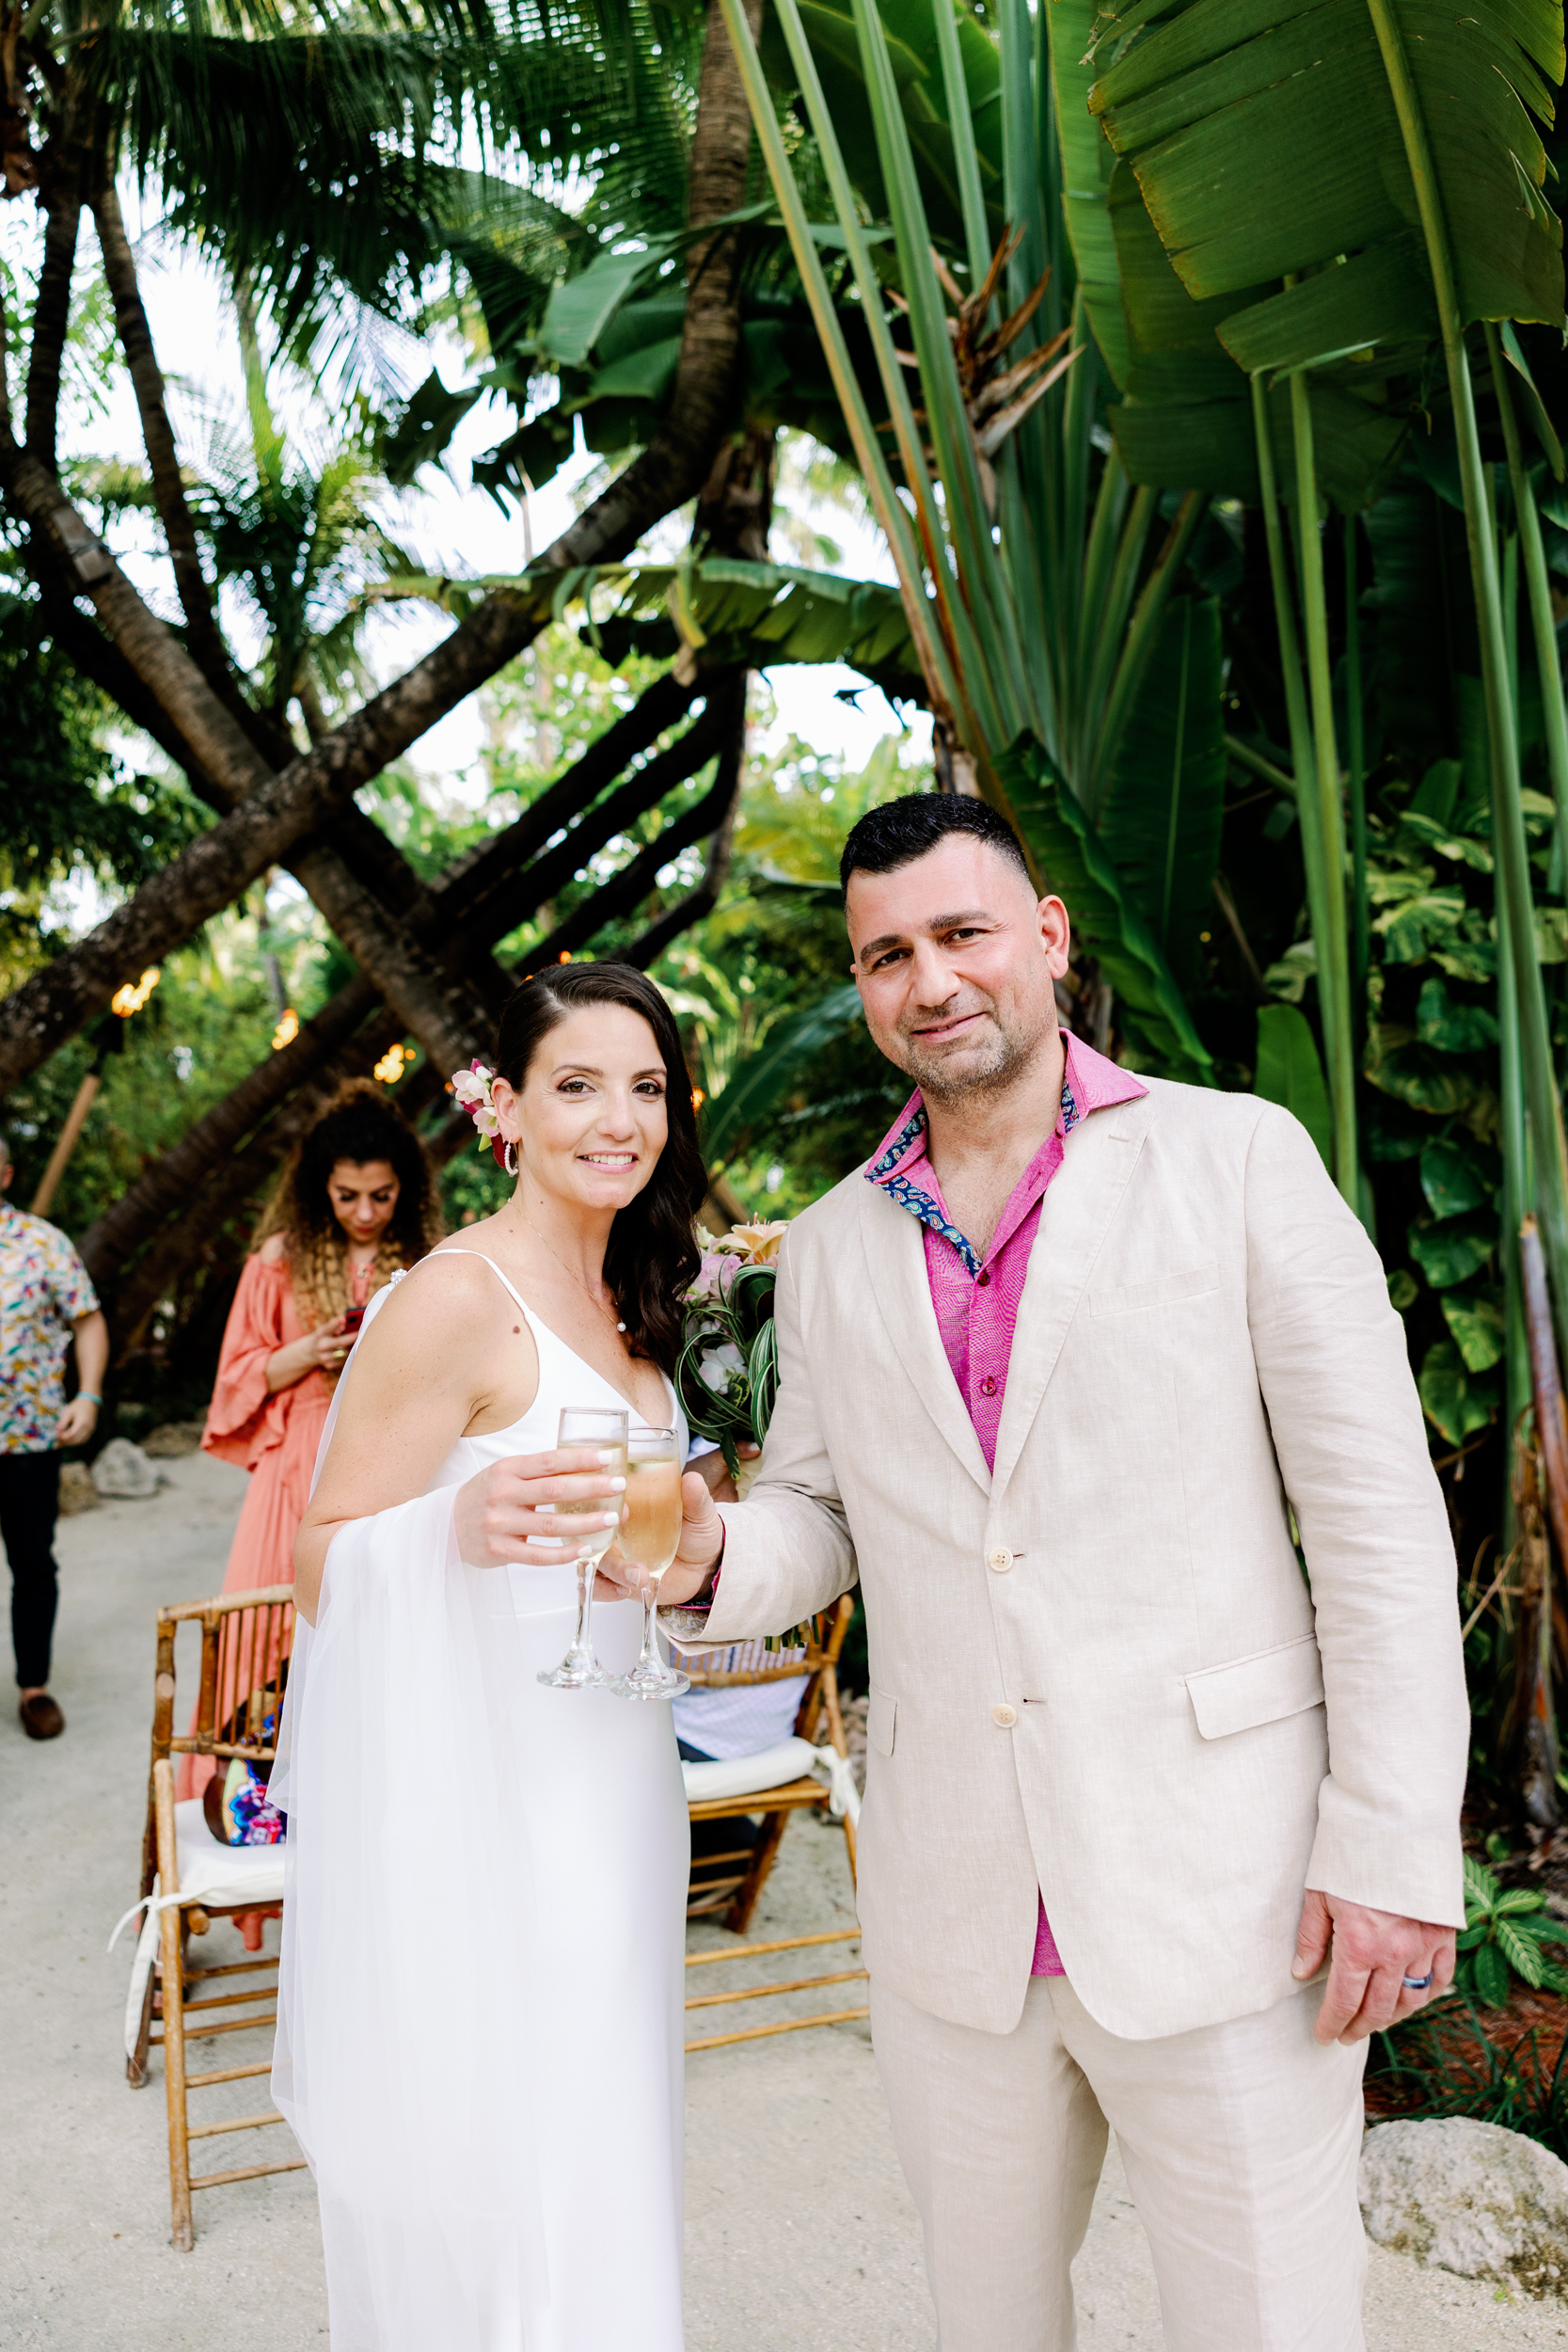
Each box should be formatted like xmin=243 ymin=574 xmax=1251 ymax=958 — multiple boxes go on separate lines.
xmin=747 ymin=1315 xmax=780 ymax=1444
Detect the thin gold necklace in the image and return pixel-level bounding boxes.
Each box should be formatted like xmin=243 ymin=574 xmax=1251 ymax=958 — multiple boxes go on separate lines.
xmin=517 ymin=1203 xmax=627 ymax=1334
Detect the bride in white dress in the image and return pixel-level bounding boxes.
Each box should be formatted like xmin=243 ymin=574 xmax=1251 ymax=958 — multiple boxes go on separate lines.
xmin=273 ymin=963 xmax=716 ymax=2352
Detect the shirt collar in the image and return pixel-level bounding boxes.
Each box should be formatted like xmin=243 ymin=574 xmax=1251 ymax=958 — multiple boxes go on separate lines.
xmin=866 ymin=1031 xmax=1147 ymax=1190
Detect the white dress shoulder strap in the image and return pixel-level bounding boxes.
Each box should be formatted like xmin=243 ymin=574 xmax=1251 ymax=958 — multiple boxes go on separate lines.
xmin=427 ymin=1247 xmax=534 ymax=1321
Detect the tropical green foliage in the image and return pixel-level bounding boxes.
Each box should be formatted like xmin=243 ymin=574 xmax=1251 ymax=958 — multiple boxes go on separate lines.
xmin=1370 ymin=1998 xmax=1568 ymax=2168
xmin=1453 ymin=1856 xmax=1568 ymax=2005
xmin=0 ymin=597 xmax=210 ymax=980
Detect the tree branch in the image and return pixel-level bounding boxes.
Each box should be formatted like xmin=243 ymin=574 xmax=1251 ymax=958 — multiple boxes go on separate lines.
xmin=24 ymin=143 xmax=80 ymax=466
xmin=451 ymin=689 xmax=738 ymax=967
xmin=542 ymin=0 xmax=765 ymax=573
xmin=618 ymin=717 xmax=746 ymax=969
xmin=90 ymin=176 xmax=235 ymax=697
xmin=0 ymin=0 xmax=763 ymax=1091
xmin=514 ymin=676 xmax=748 ymax=974
xmin=77 ymin=974 xmax=380 ymax=1285
xmin=106 ymin=1004 xmax=409 ymax=1353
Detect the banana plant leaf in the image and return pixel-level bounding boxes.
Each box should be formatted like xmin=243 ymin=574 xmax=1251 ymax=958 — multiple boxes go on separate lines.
xmin=998 ymin=736 xmax=1214 ymax=1084
xmin=1088 ymin=0 xmax=1564 ymax=332
xmin=1104 ymin=161 xmax=1410 ymax=509
xmin=1095 ymin=595 xmax=1227 ymax=986
xmin=1048 ymin=0 xmax=1131 ymax=384
xmin=761 ymin=0 xmax=1006 ymax=251
xmin=701 ymin=982 xmax=867 ymax=1163
xmin=1253 ymin=1004 xmax=1333 ymax=1168
xmin=367 ymin=558 xmax=923 ymax=697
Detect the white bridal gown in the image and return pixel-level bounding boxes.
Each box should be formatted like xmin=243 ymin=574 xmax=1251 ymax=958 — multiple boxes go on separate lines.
xmin=272 ymin=1255 xmax=689 ymax=2352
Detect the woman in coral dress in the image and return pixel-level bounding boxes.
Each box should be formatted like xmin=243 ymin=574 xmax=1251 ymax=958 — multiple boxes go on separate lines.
xmin=180 ymin=1081 xmax=443 ymax=1804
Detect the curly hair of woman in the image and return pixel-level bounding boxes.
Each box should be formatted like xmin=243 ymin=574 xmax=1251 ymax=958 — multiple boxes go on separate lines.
xmin=256 ymin=1079 xmax=445 ymax=1355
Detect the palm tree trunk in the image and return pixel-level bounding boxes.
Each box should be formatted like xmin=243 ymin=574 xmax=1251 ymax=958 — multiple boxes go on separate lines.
xmin=546 ymin=0 xmax=767 ymax=571
xmin=77 ymin=976 xmax=380 ymax=1287
xmin=0 ymin=0 xmax=768 ymax=1098
xmin=24 ymin=146 xmax=81 ymax=465
xmin=90 ymin=174 xmax=235 ymax=699
xmin=515 ymin=685 xmax=749 ymax=973
xmin=71 ymin=660 xmax=717 ymax=1292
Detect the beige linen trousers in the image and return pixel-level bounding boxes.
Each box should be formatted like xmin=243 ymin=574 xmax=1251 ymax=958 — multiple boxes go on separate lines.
xmin=701 ymin=1077 xmax=1468 ymax=2347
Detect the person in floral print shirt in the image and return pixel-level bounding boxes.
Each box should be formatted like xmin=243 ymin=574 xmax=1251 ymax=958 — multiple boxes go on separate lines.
xmin=0 ymin=1135 xmax=108 ymax=1740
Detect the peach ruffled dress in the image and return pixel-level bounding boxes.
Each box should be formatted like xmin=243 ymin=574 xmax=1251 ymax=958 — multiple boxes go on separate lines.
xmin=176 ymin=1254 xmax=329 ymax=1804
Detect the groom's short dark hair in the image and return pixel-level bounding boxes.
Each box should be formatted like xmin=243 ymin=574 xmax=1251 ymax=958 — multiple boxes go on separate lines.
xmin=839 ymin=792 xmax=1032 ymax=900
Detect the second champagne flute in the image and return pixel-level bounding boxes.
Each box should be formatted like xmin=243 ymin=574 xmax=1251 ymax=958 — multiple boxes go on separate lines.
xmin=610 ymin=1427 xmax=689 ymax=1701
xmin=536 ymin=1406 xmax=627 ymax=1690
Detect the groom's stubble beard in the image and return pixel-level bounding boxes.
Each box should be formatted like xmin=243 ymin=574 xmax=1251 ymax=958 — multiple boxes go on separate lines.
xmin=889 ymin=987 xmax=1054 ymax=1107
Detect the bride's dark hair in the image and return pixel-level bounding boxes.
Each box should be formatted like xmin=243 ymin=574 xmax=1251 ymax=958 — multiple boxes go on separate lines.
xmin=494 ymin=962 xmax=705 ymax=1372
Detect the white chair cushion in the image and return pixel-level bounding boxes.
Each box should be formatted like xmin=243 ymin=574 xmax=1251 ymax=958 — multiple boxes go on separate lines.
xmin=119 ymin=1801 xmax=286 ymax=2059
xmin=682 ymin=1736 xmax=818 ymax=1804
xmin=173 ymin=1796 xmax=287 ymax=1908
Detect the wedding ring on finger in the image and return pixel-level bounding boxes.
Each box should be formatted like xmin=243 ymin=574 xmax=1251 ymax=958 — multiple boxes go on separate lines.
xmin=1402 ymin=1973 xmax=1434 ymax=1991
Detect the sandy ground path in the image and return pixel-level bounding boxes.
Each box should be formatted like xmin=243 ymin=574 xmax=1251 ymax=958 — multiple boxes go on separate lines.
xmin=4 ymin=1450 xmax=1567 ymax=2349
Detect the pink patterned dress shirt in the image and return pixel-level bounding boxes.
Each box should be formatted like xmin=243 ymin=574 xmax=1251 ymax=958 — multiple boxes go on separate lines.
xmin=865 ymin=1029 xmax=1148 ymax=1975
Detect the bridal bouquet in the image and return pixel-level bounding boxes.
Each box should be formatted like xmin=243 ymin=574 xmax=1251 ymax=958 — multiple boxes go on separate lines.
xmin=675 ymin=1217 xmax=821 ymax=1653
xmin=675 ymin=1219 xmax=789 ymax=1486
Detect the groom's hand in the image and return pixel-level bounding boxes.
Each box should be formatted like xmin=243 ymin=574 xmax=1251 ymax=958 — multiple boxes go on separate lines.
xmin=1293 ymin=1886 xmax=1456 ymax=2045
xmin=605 ymin=1471 xmax=726 ymax=1606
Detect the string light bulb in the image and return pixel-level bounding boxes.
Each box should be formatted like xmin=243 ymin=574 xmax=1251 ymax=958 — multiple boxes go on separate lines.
xmin=374 ymin=1042 xmax=410 ymax=1085
xmin=271 ymin=1009 xmax=300 ymax=1052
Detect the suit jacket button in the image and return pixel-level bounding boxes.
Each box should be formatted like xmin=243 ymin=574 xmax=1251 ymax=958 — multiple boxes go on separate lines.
xmin=991 ymin=1703 xmax=1018 ymax=1728
xmin=987 ymin=1547 xmax=1013 ymax=1572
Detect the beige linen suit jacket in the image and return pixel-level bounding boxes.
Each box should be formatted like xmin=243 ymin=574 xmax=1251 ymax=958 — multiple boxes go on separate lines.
xmin=702 ymin=1076 xmax=1468 ymax=2043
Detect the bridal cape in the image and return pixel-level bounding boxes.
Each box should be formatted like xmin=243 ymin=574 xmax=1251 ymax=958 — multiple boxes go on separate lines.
xmin=271 ymin=1266 xmax=688 ymax=2352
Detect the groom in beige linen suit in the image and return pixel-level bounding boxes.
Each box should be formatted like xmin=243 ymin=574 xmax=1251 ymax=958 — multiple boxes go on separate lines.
xmin=652 ymin=793 xmax=1467 ymax=2351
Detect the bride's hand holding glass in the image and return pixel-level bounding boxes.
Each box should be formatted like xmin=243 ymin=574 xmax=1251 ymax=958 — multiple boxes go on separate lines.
xmin=452 ymin=1447 xmax=626 ymax=1569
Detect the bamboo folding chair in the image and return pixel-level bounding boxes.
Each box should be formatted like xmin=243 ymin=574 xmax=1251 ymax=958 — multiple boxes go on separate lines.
xmin=683 ymin=1594 xmax=868 ymax=2050
xmin=124 ymin=1586 xmax=304 ymax=2250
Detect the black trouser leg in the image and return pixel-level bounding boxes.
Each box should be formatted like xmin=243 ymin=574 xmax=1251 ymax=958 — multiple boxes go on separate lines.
xmin=0 ymin=1452 xmax=63 ymax=1688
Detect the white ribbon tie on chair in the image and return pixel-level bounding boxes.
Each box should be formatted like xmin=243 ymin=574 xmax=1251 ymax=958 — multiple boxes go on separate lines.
xmin=810 ymin=1742 xmax=862 ymax=1828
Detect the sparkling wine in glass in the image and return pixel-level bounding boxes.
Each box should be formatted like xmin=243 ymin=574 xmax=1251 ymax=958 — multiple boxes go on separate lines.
xmin=536 ymin=1406 xmax=628 ymax=1690
xmin=609 ymin=1428 xmax=689 ymax=1702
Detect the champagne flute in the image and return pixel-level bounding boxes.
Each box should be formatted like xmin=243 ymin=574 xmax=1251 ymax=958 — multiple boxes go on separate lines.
xmin=536 ymin=1406 xmax=627 ymax=1690
xmin=609 ymin=1428 xmax=689 ymax=1701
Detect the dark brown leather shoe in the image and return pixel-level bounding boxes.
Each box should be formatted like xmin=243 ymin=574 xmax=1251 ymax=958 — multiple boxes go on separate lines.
xmin=19 ymin=1692 xmax=65 ymax=1740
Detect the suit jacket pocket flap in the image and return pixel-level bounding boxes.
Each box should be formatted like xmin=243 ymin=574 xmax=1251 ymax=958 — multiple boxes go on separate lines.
xmin=1090 ymin=1262 xmax=1218 ymax=1318
xmin=867 ymin=1685 xmax=897 ymax=1757
xmin=1184 ymin=1635 xmax=1324 ymax=1740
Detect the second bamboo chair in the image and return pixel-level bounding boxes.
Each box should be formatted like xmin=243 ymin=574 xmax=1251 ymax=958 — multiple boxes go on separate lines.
xmin=681 ymin=1594 xmax=867 ymax=2051
xmin=121 ymin=1585 xmax=304 ymax=2249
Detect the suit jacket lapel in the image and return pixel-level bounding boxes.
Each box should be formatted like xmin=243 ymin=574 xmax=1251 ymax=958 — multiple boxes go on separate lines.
xmin=856 ymin=1177 xmax=992 ymax=1498
xmin=990 ymin=1090 xmax=1156 ymax=1502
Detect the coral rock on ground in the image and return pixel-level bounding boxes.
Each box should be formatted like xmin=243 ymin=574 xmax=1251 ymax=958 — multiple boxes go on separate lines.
xmin=89 ymin=1438 xmax=159 ymax=1500
xmin=1361 ymin=2117 xmax=1568 ymax=2297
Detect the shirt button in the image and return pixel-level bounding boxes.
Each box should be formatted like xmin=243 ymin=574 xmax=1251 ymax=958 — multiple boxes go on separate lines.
xmin=992 ymin=1703 xmax=1018 ymax=1728
xmin=979 ymin=1375 xmax=997 ymax=1397
xmin=988 ymin=1547 xmax=1013 ymax=1573
xmin=977 ymin=1269 xmax=990 ymax=1287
